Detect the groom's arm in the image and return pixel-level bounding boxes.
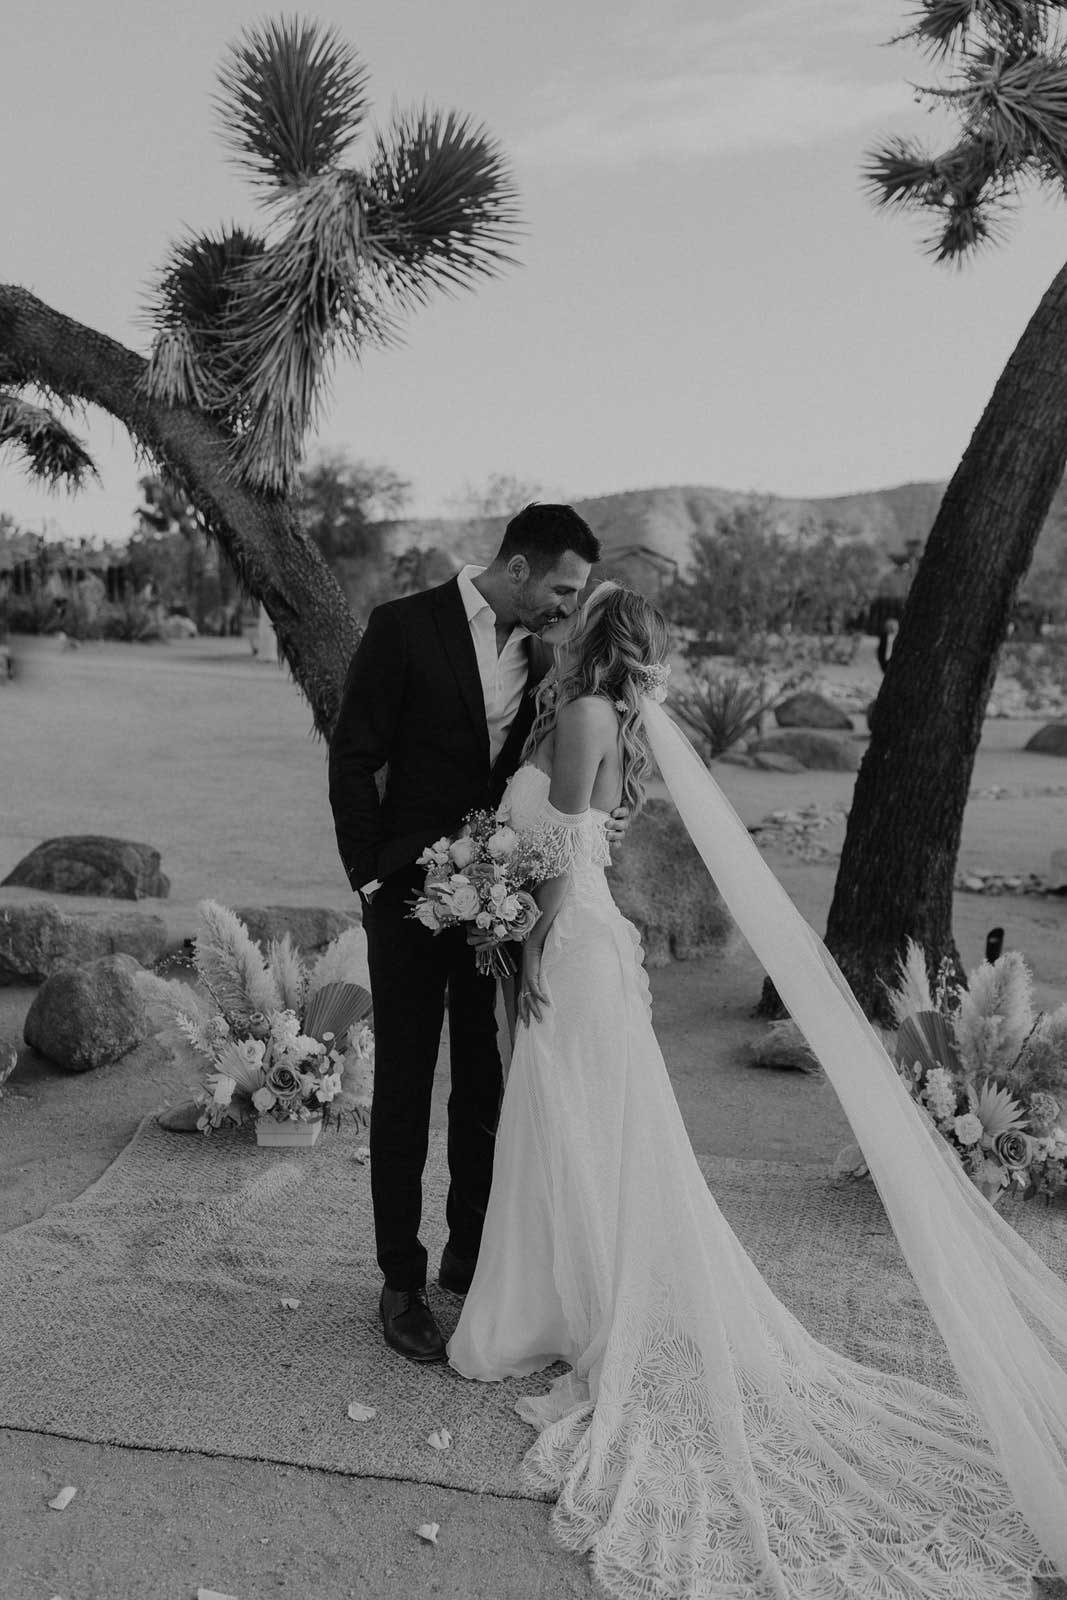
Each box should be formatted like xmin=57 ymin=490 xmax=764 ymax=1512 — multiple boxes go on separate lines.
xmin=328 ymin=605 xmax=407 ymax=893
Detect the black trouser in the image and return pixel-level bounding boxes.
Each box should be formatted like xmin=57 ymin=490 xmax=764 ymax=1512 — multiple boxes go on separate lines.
xmin=363 ymin=866 xmax=503 ymax=1291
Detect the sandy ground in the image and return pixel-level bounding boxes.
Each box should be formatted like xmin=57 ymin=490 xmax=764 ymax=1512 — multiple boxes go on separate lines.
xmin=0 ymin=633 xmax=1065 ymax=1600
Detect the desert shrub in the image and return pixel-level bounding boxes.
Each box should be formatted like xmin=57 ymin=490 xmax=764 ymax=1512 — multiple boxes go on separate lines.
xmin=97 ymin=597 xmax=165 ymax=642
xmin=670 ymin=666 xmax=810 ymax=757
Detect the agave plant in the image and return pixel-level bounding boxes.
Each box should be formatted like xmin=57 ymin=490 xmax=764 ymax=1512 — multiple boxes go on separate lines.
xmin=142 ymin=16 xmax=520 ymax=493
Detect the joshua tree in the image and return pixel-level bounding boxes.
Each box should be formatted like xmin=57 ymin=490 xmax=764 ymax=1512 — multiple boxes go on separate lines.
xmin=803 ymin=0 xmax=1067 ymax=1018
xmin=0 ymin=17 xmax=518 ymax=735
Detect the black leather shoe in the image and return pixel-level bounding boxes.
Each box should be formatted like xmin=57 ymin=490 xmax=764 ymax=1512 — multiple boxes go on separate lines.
xmin=379 ymin=1285 xmax=447 ymax=1363
xmin=438 ymin=1242 xmax=478 ymax=1297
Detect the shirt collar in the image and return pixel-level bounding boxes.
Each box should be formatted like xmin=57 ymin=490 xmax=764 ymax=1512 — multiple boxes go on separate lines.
xmin=456 ymin=564 xmax=531 ymax=641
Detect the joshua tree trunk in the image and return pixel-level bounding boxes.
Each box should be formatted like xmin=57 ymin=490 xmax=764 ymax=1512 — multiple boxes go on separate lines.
xmin=807 ymin=260 xmax=1067 ymax=1021
xmin=0 ymin=285 xmax=360 ymax=736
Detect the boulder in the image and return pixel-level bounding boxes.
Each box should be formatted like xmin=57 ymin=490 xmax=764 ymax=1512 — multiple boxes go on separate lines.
xmin=2 ymin=836 xmax=170 ymax=899
xmin=1025 ymin=723 xmax=1067 ymax=757
xmin=606 ymin=798 xmax=735 ymax=967
xmin=23 ymin=953 xmax=150 ymax=1071
xmin=747 ymin=730 xmax=861 ymax=773
xmin=233 ymin=905 xmax=360 ymax=954
xmin=774 ymin=691 xmax=853 ymax=731
xmin=1050 ymin=849 xmax=1067 ymax=893
xmin=0 ymin=900 xmax=169 ymax=985
xmin=751 ymin=750 xmax=805 ymax=774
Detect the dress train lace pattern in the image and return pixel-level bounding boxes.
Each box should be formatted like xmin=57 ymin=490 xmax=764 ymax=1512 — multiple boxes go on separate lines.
xmin=448 ymin=765 xmax=1052 ymax=1599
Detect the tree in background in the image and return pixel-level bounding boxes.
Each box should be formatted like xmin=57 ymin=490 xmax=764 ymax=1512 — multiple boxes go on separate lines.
xmin=129 ymin=474 xmax=242 ymax=632
xmin=0 ymin=16 xmax=519 ymax=735
xmin=798 ymin=0 xmax=1067 ymax=1018
xmin=665 ymin=498 xmax=885 ymax=656
xmin=296 ymin=448 xmax=413 ymax=621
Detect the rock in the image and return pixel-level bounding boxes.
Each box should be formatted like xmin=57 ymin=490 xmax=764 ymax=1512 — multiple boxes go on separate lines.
xmin=606 ymin=798 xmax=735 ymax=967
xmin=1025 ymin=723 xmax=1067 ymax=757
xmin=233 ymin=905 xmax=360 ymax=954
xmin=0 ymin=900 xmax=169 ymax=985
xmin=2 ymin=836 xmax=170 ymax=899
xmin=774 ymin=691 xmax=853 ymax=731
xmin=747 ymin=730 xmax=861 ymax=772
xmin=1050 ymin=848 xmax=1067 ymax=892
xmin=23 ymin=953 xmax=150 ymax=1071
xmin=751 ymin=750 xmax=805 ymax=774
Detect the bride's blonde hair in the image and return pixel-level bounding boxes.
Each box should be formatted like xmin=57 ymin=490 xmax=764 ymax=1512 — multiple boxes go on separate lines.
xmin=523 ymin=584 xmax=672 ymax=816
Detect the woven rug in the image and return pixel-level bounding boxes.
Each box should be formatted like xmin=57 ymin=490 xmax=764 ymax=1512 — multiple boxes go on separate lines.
xmin=1 ymin=1119 xmax=1065 ymax=1500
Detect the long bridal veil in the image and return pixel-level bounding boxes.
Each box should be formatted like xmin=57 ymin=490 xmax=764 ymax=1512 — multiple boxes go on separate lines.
xmin=640 ymin=695 xmax=1067 ymax=1572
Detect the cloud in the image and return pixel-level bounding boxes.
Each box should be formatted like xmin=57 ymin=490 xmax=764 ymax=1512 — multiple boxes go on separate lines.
xmin=513 ymin=70 xmax=913 ymax=170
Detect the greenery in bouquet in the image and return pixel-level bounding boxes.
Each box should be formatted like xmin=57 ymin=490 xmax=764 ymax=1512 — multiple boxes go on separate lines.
xmin=156 ymin=901 xmax=373 ymax=1135
xmin=845 ymin=941 xmax=1067 ymax=1204
xmin=410 ymin=809 xmax=545 ymax=978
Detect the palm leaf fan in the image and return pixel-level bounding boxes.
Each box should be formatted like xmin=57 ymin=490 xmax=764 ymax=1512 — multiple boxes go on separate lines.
xmin=303 ymin=981 xmax=372 ymax=1045
xmin=895 ymin=1010 xmax=963 ymax=1077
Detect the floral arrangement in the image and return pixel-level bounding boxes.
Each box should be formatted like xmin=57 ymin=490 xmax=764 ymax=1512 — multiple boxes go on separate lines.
xmin=156 ymin=901 xmax=373 ymax=1135
xmin=410 ymin=809 xmax=545 ymax=978
xmin=835 ymin=941 xmax=1067 ymax=1204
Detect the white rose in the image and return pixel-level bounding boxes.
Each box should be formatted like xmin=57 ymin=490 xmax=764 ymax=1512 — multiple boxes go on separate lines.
xmin=499 ymin=895 xmax=521 ymax=921
xmin=447 ymin=882 xmax=481 ymax=920
xmin=413 ymin=899 xmax=445 ymax=931
xmin=953 ymin=1112 xmax=983 ymax=1147
xmin=449 ymin=837 xmax=475 ymax=868
xmin=252 ymin=1086 xmax=277 ymax=1112
xmin=486 ymin=827 xmax=518 ymax=860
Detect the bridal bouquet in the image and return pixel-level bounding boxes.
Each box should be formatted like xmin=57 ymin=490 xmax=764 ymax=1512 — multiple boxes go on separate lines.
xmin=836 ymin=941 xmax=1067 ymax=1204
xmin=410 ymin=810 xmax=546 ymax=978
xmin=156 ymin=901 xmax=373 ymax=1135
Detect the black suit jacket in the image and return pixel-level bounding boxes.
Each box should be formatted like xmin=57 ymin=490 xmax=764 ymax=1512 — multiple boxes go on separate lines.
xmin=329 ymin=577 xmax=552 ymax=892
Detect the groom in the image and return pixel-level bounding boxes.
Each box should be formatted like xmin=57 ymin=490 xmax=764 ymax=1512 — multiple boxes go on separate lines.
xmin=329 ymin=504 xmax=602 ymax=1362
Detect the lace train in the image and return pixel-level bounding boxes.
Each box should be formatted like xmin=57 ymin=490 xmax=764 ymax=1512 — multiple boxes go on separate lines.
xmin=447 ymin=766 xmax=1049 ymax=1598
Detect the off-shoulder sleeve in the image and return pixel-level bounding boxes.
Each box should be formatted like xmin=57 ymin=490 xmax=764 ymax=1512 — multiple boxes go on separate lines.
xmin=523 ymin=800 xmax=611 ymax=878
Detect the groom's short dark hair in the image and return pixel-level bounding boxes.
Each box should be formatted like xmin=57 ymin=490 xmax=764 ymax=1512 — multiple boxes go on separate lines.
xmin=496 ymin=503 xmax=601 ymax=575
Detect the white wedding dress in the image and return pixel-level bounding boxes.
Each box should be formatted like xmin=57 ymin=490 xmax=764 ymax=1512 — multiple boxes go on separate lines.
xmin=447 ymin=763 xmax=1046 ymax=1600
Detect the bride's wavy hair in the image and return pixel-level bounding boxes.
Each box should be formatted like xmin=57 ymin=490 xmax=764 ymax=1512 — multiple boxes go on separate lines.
xmin=523 ymin=585 xmax=672 ymax=816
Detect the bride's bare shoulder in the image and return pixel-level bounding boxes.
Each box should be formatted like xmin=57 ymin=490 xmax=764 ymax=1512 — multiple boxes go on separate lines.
xmin=556 ymin=694 xmax=619 ymax=744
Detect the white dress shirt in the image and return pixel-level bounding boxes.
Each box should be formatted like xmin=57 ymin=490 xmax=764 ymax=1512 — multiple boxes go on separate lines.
xmin=456 ymin=565 xmax=531 ymax=765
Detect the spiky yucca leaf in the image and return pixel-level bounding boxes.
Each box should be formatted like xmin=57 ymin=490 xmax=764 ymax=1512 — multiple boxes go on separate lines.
xmin=0 ymin=392 xmax=98 ymax=490
xmin=303 ymin=980 xmax=372 ymax=1044
xmin=215 ymin=17 xmax=370 ymax=186
xmin=885 ymin=938 xmax=935 ymax=1026
xmin=895 ymin=1 xmax=1063 ymax=58
xmin=307 ymin=924 xmax=368 ymax=997
xmin=143 ymin=228 xmax=267 ymax=411
xmin=221 ymin=172 xmax=394 ymax=490
xmin=367 ymin=106 xmax=520 ymax=306
xmin=194 ymin=899 xmax=282 ymax=1023
xmin=267 ymin=933 xmax=307 ymax=1013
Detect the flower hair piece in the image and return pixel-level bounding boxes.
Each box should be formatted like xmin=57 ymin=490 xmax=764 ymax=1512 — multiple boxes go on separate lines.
xmin=636 ymin=661 xmax=671 ymax=703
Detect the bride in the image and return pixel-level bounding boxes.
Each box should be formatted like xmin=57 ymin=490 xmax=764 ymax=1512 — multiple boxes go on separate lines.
xmin=447 ymin=582 xmax=1067 ymax=1599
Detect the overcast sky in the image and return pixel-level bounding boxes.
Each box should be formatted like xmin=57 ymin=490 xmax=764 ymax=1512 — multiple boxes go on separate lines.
xmin=3 ymin=0 xmax=1067 ymax=542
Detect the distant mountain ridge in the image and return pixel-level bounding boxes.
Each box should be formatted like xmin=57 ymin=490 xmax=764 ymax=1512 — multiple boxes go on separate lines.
xmin=378 ymin=479 xmax=1067 ymax=585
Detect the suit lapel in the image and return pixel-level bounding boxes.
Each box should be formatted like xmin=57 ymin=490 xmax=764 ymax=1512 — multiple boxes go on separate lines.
xmin=432 ymin=578 xmax=489 ymax=765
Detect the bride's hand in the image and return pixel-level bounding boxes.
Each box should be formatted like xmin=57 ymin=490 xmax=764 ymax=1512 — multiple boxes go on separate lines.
xmin=517 ymin=944 xmax=548 ymax=1027
xmin=605 ymin=805 xmax=630 ymax=846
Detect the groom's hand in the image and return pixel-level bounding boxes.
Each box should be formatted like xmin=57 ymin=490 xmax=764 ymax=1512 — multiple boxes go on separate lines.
xmin=605 ymin=806 xmax=631 ymax=847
